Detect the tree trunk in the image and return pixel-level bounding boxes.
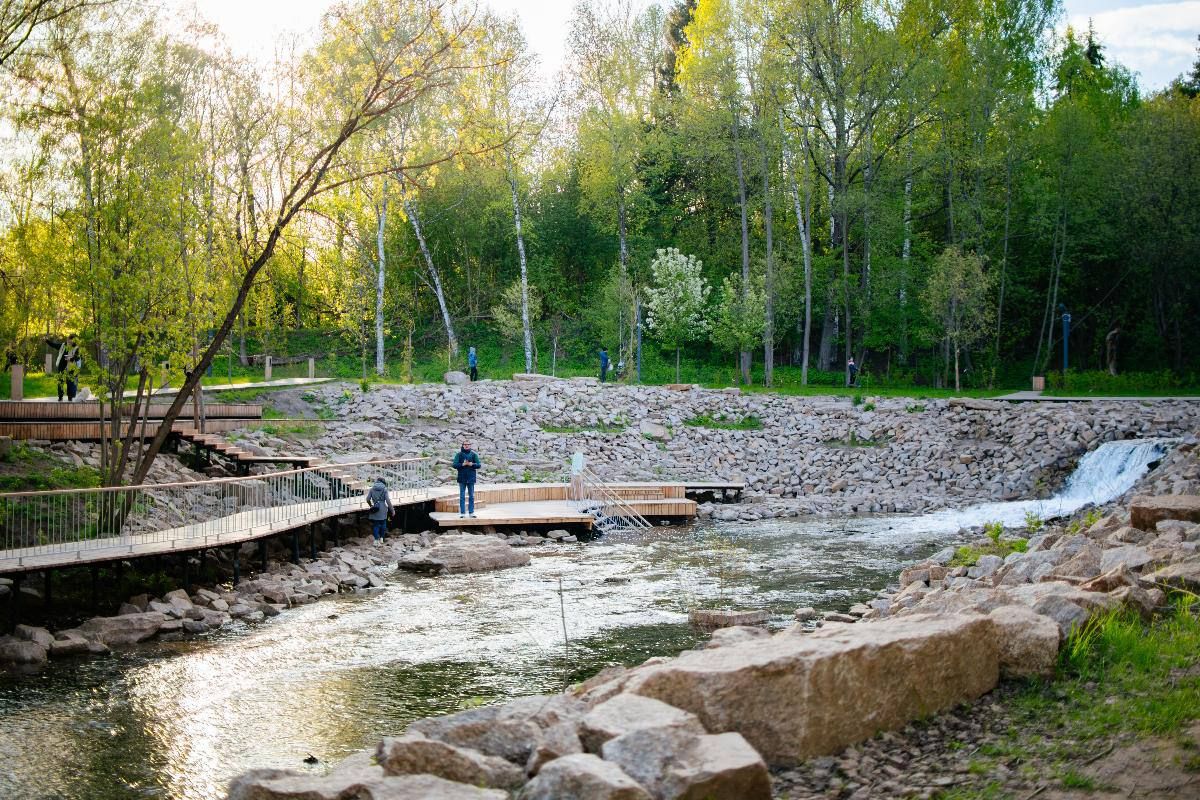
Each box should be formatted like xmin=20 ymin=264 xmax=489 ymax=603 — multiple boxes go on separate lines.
xmin=618 ymin=186 xmax=637 ymax=380
xmin=995 ymin=151 xmax=1012 ymax=359
xmin=405 ymin=199 xmax=458 ymax=357
xmin=760 ymin=136 xmax=775 ymax=388
xmin=734 ymin=121 xmax=752 ymax=385
xmin=782 ymin=111 xmax=813 ymax=385
xmin=901 ymin=134 xmax=913 ymax=362
xmin=675 ymin=347 xmax=681 ymax=384
xmin=375 ymin=181 xmax=387 ymax=377
xmin=506 ymin=154 xmax=533 ymax=374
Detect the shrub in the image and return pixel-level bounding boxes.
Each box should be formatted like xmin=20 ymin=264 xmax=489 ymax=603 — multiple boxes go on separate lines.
xmin=1024 ymin=511 xmax=1044 ymax=533
xmin=1046 ymin=369 xmax=1196 ymax=395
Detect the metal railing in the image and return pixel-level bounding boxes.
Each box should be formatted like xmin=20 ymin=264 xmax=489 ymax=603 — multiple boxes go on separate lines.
xmin=575 ymin=467 xmax=653 ymax=535
xmin=0 ymin=457 xmax=432 ymax=569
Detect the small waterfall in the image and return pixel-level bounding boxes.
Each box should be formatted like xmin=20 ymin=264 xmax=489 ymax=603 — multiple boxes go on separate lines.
xmin=918 ymin=437 xmax=1174 ymax=532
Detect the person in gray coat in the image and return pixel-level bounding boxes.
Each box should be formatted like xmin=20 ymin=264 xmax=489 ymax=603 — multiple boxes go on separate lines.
xmin=365 ymin=477 xmax=393 ymax=544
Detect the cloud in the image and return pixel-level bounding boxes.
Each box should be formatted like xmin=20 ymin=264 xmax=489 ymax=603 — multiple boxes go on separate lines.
xmin=1067 ymin=1 xmax=1200 ymax=90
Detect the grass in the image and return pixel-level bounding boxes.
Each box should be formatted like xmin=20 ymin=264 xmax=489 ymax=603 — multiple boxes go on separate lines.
xmin=541 ymin=422 xmax=627 ymax=434
xmin=0 ymin=443 xmax=100 ymax=492
xmin=948 ymin=538 xmax=1028 ymax=567
xmin=259 ymin=422 xmax=324 ymax=438
xmin=683 ymin=413 xmax=763 ymax=430
xmin=947 ymin=600 xmax=1200 ymax=799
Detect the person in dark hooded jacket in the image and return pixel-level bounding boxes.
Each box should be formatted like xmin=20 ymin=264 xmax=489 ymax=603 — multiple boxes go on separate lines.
xmin=365 ymin=478 xmax=393 ymax=544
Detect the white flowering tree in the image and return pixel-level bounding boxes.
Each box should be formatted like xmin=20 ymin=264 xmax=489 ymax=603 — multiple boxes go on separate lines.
xmin=645 ymin=248 xmax=711 ymax=382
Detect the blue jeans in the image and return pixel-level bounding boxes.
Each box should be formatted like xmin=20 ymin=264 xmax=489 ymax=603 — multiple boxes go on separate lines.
xmin=372 ymin=519 xmax=387 ymax=541
xmin=458 ymin=482 xmax=475 ymax=514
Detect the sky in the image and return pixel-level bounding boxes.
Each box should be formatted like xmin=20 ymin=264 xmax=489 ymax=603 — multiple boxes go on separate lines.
xmin=170 ymin=0 xmax=1198 ymax=92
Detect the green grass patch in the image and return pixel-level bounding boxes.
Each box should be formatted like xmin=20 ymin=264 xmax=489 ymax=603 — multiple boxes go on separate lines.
xmin=541 ymin=422 xmax=627 ymax=434
xmin=948 ymin=538 xmax=1027 ymax=567
xmin=684 ymin=413 xmax=763 ymax=430
xmin=0 ymin=443 xmax=100 ymax=492
xmin=259 ymin=422 xmax=324 ymax=438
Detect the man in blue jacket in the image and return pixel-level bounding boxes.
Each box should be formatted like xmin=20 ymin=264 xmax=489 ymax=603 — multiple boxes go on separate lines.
xmin=451 ymin=439 xmax=481 ymax=518
xmin=599 ymin=347 xmax=609 ymax=383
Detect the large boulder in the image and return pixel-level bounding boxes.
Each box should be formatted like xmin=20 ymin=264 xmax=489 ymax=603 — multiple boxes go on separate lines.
xmin=987 ymin=605 xmax=1060 ymax=677
xmin=408 ymin=694 xmax=585 ymax=765
xmin=444 ymin=371 xmax=469 ymax=386
xmin=0 ymin=636 xmax=48 ymax=665
xmin=227 ymin=767 xmax=508 ymax=800
xmin=77 ymin=612 xmax=166 ymax=646
xmin=14 ymin=624 xmax=54 ymax=649
xmin=601 ymin=727 xmax=772 ymax=800
xmin=687 ymin=610 xmax=769 ymax=631
xmin=1099 ymin=545 xmax=1154 ymax=574
xmin=1130 ymin=495 xmax=1200 ymax=531
xmin=376 ymin=733 xmax=524 ymax=789
xmin=613 ymin=613 xmax=998 ymax=764
xmin=517 ymin=754 xmax=650 ymax=800
xmin=1141 ymin=559 xmax=1200 ymax=592
xmin=580 ymin=693 xmax=704 ymax=754
xmin=397 ymin=535 xmax=531 ymax=575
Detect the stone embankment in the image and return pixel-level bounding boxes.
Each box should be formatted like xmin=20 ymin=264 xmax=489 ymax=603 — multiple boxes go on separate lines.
xmin=243 ymin=382 xmax=1200 ymax=518
xmin=0 ymin=529 xmax=540 ymax=668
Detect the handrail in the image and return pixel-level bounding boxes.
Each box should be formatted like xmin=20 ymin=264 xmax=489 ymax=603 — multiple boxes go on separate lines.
xmin=0 ymin=456 xmax=429 ymax=499
xmin=0 ymin=457 xmax=434 ymax=565
xmin=577 ymin=467 xmax=653 ymax=533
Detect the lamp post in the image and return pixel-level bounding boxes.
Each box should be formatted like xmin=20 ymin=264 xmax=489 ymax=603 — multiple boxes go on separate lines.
xmin=1060 ymin=306 xmax=1071 ymax=374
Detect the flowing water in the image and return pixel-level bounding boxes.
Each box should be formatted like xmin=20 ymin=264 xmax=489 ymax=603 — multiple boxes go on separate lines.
xmin=0 ymin=438 xmax=1171 ymax=800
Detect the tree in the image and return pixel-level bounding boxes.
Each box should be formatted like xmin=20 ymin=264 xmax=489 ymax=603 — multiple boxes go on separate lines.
xmin=710 ymin=271 xmax=765 ymax=372
xmin=645 ymin=247 xmax=710 ymax=381
xmin=921 ymin=246 xmax=993 ymax=391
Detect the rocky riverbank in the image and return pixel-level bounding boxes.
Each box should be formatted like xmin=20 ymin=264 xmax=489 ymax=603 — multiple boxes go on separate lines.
xmin=0 ymin=527 xmax=547 ymax=668
xmin=222 ymin=419 xmax=1200 ymax=800
xmin=240 ymin=382 xmax=1200 ymax=518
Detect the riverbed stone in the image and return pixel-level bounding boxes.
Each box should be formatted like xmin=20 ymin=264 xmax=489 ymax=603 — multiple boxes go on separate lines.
xmin=580 ymin=693 xmax=705 ymax=754
xmin=987 ymin=605 xmax=1060 ymax=677
xmin=517 ymin=754 xmax=650 ymax=800
xmin=613 ymin=613 xmax=998 ymax=764
xmin=227 ymin=766 xmax=509 ymax=800
xmin=408 ymin=694 xmax=585 ymax=765
xmin=397 ymin=534 xmax=531 ymax=575
xmin=705 ymin=625 xmax=772 ymax=649
xmin=14 ymin=624 xmax=54 ymax=649
xmin=687 ymin=609 xmax=769 ymax=630
xmin=1141 ymin=559 xmax=1200 ymax=591
xmin=1100 ymin=545 xmax=1154 ymax=574
xmin=445 ymin=371 xmax=469 ymax=386
xmin=601 ymin=727 xmax=772 ymax=800
xmin=78 ymin=612 xmax=166 ymax=646
xmin=526 ymin=720 xmax=584 ymax=775
xmin=1130 ymin=495 xmax=1200 ymax=531
xmin=376 ymin=733 xmax=525 ymax=789
xmin=0 ymin=636 xmax=48 ymax=664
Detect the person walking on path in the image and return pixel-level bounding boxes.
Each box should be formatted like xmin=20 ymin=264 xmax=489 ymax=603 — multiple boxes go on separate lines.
xmin=365 ymin=477 xmax=394 ymax=545
xmin=47 ymin=334 xmax=82 ymax=402
xmin=452 ymin=439 xmax=481 ymax=518
xmin=599 ymin=347 xmax=610 ymax=383
xmin=847 ymin=357 xmax=859 ymax=388
xmin=468 ymin=347 xmax=478 ymax=382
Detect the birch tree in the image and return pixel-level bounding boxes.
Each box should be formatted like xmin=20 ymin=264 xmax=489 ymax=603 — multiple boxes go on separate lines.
xmin=645 ymin=247 xmax=710 ymax=382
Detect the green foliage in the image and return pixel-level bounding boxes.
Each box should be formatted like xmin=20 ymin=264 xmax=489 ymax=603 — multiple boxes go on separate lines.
xmin=905 ymin=403 xmax=926 ymax=413
xmin=984 ymin=521 xmax=1004 ymax=544
xmin=1024 ymin=511 xmax=1045 ymax=533
xmin=851 ymin=393 xmax=863 ymax=406
xmin=683 ymin=413 xmax=763 ymax=430
xmin=949 ymin=537 xmax=1027 ymax=567
xmin=862 ymin=402 xmax=876 ymax=412
xmin=1047 ymin=370 xmax=1199 ymax=396
xmin=541 ymin=422 xmax=627 ymax=434
xmin=359 ymin=377 xmax=371 ymax=393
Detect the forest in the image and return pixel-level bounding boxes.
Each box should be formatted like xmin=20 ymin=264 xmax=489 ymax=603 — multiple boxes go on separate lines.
xmin=1 ymin=0 xmax=1199 ymax=408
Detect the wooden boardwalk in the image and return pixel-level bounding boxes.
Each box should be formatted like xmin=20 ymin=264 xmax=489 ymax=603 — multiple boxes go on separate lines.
xmin=427 ymin=482 xmax=698 ymax=529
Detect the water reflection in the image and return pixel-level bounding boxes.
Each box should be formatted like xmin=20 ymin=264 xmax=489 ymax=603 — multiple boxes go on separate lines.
xmin=0 ymin=516 xmax=955 ymax=800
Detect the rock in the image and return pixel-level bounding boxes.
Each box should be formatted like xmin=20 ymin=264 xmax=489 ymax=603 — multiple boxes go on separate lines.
xmin=14 ymin=624 xmax=54 ymax=649
xmin=1100 ymin=545 xmax=1154 ymax=574
xmin=967 ymin=554 xmax=1003 ymax=580
xmin=580 ymin=693 xmax=705 ymax=754
xmin=948 ymin=398 xmax=1004 ymax=411
xmin=445 ymin=371 xmax=469 ymax=386
xmin=1141 ymin=560 xmax=1200 ymax=592
xmin=1079 ymin=564 xmax=1137 ymax=593
xmin=49 ymin=630 xmax=93 ymax=657
xmin=822 ymin=612 xmax=856 ymax=623
xmin=1130 ymin=495 xmax=1200 ymax=531
xmin=0 ymin=636 xmax=48 ymax=665
xmin=513 ymin=373 xmax=556 ymax=382
xmin=227 ymin=767 xmax=508 ymax=799
xmin=1111 ymin=584 xmax=1157 ymax=620
xmin=517 ymin=754 xmax=651 ymax=800
xmin=615 ymin=613 xmax=997 ymax=764
xmin=639 ymin=419 xmax=669 ymax=440
xmin=793 ymin=607 xmax=818 ymax=622
xmin=687 ymin=609 xmax=769 ymax=631
xmin=397 ymin=535 xmax=531 ymax=575
xmin=376 ymin=733 xmax=524 ymax=789
xmin=409 ymin=694 xmax=585 ymax=765
xmin=526 ymin=720 xmax=584 ymax=775
xmin=601 ymin=727 xmax=772 ymax=800
xmin=78 ymin=612 xmax=166 ymax=646
xmin=705 ymin=626 xmax=771 ymax=649
xmin=1030 ymin=595 xmax=1091 ymax=639
xmin=987 ymin=605 xmax=1060 ymax=678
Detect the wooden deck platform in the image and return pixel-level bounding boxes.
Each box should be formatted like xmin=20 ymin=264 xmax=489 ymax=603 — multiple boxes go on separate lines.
xmin=428 ymin=482 xmax=697 ymax=529
xmin=0 ymin=399 xmax=266 ymax=441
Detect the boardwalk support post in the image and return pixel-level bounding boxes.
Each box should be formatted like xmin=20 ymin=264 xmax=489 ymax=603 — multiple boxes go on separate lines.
xmin=258 ymin=539 xmax=268 ymax=573
xmin=90 ymin=564 xmax=99 ymax=611
xmin=308 ymin=524 xmax=317 ymax=560
xmin=43 ymin=569 xmax=52 ymax=610
xmin=9 ymin=574 xmax=21 ymax=630
xmin=231 ymin=547 xmax=240 ymax=585
xmin=290 ymin=530 xmax=300 ymax=564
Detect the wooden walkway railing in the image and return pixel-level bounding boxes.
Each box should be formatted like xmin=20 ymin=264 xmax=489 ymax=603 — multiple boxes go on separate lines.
xmin=0 ymin=457 xmax=433 ymax=574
